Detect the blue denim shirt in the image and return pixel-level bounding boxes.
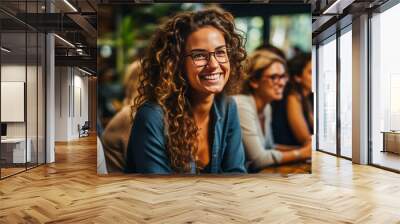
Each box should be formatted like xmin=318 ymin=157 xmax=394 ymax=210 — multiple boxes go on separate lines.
xmin=125 ymin=95 xmax=246 ymax=174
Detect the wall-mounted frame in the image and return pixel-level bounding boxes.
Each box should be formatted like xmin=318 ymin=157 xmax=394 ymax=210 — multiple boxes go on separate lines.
xmin=1 ymin=81 xmax=25 ymax=122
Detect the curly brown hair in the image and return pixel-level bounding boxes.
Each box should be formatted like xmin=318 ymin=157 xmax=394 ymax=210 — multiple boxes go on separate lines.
xmin=132 ymin=8 xmax=246 ymax=173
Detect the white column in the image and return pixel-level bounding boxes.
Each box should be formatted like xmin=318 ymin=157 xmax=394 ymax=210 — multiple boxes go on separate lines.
xmin=45 ymin=0 xmax=55 ymax=163
xmin=46 ymin=32 xmax=55 ymax=163
xmin=352 ymin=14 xmax=369 ymax=164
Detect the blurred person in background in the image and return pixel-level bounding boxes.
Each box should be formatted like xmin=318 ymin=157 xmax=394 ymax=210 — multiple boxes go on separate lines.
xmin=255 ymin=43 xmax=286 ymax=61
xmin=125 ymin=8 xmax=247 ymax=174
xmin=272 ymin=52 xmax=313 ymax=147
xmin=98 ymin=68 xmax=123 ymax=127
xmin=102 ymin=60 xmax=141 ymax=173
xmin=233 ymin=50 xmax=311 ymax=173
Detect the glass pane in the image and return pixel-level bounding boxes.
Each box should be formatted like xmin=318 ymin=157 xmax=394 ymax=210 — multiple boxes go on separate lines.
xmin=371 ymin=4 xmax=400 ymax=171
xmin=38 ymin=32 xmax=45 ymax=165
xmin=317 ymin=37 xmax=337 ymax=154
xmin=339 ymin=29 xmax=352 ymax=158
xmin=1 ymin=31 xmax=27 ymax=177
xmin=26 ymin=0 xmax=39 ymax=170
xmin=235 ymin=17 xmax=263 ymax=53
xmin=27 ymin=31 xmax=38 ymax=169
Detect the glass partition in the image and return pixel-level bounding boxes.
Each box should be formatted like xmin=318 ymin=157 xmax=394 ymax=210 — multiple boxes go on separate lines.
xmin=38 ymin=32 xmax=45 ymax=165
xmin=317 ymin=36 xmax=337 ymax=154
xmin=1 ymin=30 xmax=28 ymax=177
xmin=0 ymin=1 xmax=46 ymax=179
xmin=339 ymin=27 xmax=352 ymax=158
xmin=371 ymin=3 xmax=400 ymax=171
xmin=27 ymin=30 xmax=38 ymax=169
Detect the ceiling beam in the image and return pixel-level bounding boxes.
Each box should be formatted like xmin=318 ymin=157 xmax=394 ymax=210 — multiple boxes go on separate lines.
xmin=67 ymin=13 xmax=97 ymax=44
xmin=322 ymin=0 xmax=355 ymax=14
xmin=55 ymin=55 xmax=96 ymax=72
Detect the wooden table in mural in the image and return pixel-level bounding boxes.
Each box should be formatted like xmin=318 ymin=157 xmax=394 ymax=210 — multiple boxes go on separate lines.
xmin=261 ymin=160 xmax=311 ymax=174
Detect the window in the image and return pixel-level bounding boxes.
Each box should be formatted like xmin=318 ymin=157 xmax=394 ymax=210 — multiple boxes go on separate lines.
xmin=370 ymin=3 xmax=400 ymax=171
xmin=339 ymin=28 xmax=352 ymax=158
xmin=317 ymin=36 xmax=337 ymax=154
xmin=235 ymin=17 xmax=263 ymax=53
xmin=270 ymin=14 xmax=312 ymax=58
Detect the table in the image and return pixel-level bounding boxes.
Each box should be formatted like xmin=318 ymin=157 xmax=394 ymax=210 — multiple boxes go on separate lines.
xmin=381 ymin=131 xmax=400 ymax=154
xmin=1 ymin=138 xmax=32 ymax=163
xmin=261 ymin=160 xmax=311 ymax=174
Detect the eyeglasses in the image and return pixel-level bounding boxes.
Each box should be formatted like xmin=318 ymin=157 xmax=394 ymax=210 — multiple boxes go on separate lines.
xmin=265 ymin=74 xmax=288 ymax=84
xmin=185 ymin=48 xmax=229 ymax=67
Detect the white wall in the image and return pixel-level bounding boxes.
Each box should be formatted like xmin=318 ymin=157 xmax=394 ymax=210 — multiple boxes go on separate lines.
xmin=54 ymin=67 xmax=89 ymax=141
xmin=1 ymin=65 xmax=38 ymax=138
xmin=72 ymin=72 xmax=89 ymax=138
xmin=55 ymin=66 xmax=69 ymax=141
xmin=1 ymin=64 xmax=46 ymax=164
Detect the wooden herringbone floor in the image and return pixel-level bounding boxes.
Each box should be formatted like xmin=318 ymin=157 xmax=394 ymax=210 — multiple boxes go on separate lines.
xmin=1 ymin=135 xmax=400 ymax=223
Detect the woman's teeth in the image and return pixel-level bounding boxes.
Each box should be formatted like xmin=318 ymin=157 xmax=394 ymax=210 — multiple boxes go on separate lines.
xmin=201 ymin=73 xmax=222 ymax=80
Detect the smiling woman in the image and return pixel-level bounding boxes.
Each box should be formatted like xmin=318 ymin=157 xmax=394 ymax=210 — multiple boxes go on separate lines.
xmin=125 ymin=8 xmax=247 ymax=174
xmin=184 ymin=26 xmax=231 ymax=95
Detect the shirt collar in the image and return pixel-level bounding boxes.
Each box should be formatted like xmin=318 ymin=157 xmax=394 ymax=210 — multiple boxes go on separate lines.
xmin=211 ymin=94 xmax=224 ymax=121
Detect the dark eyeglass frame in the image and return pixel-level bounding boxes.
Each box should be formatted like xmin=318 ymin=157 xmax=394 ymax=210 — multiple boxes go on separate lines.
xmin=264 ymin=73 xmax=289 ymax=84
xmin=185 ymin=48 xmax=230 ymax=67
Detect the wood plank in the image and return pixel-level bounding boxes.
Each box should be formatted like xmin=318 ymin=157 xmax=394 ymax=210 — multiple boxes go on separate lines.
xmin=0 ymin=135 xmax=400 ymax=223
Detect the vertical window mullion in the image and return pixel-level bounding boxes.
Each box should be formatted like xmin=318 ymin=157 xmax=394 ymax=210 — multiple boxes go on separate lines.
xmin=316 ymin=44 xmax=320 ymax=151
xmin=36 ymin=0 xmax=39 ymax=167
xmin=25 ymin=0 xmax=28 ymax=171
xmin=337 ymin=29 xmax=341 ymax=157
xmin=367 ymin=11 xmax=373 ymax=165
